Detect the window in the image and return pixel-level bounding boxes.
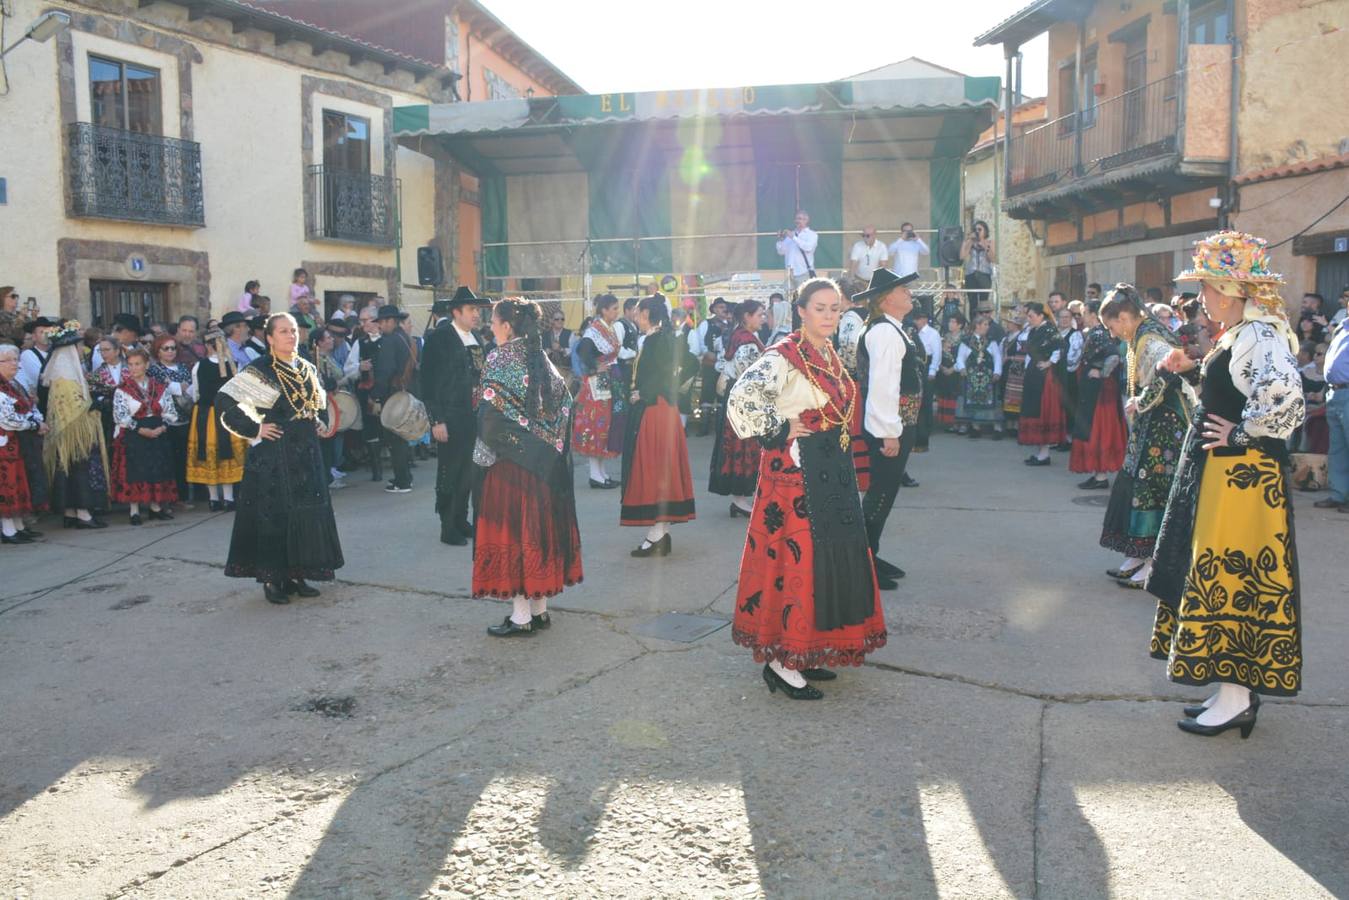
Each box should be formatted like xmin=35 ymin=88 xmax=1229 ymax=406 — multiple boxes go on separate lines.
xmin=1189 ymin=0 xmax=1231 ymax=45
xmin=322 ymin=110 xmax=371 ymax=173
xmin=1080 ymin=51 xmax=1099 ymax=127
xmin=483 ymin=67 xmax=521 ymax=101
xmin=1056 ymin=62 xmax=1077 ymax=135
xmin=89 ymin=280 xmax=167 ymax=331
xmin=89 ymin=55 xmax=162 ymax=135
xmin=444 ymin=16 xmax=460 ymax=71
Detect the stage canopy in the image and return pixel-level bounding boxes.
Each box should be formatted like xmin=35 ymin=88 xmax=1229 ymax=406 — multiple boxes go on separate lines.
xmin=395 ymin=77 xmax=999 ymax=282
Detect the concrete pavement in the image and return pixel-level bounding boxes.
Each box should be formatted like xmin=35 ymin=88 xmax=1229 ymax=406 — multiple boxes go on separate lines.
xmin=1 ymin=430 xmax=1345 ymax=898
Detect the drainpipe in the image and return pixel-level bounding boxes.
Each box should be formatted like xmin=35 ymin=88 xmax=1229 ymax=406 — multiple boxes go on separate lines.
xmin=1073 ymin=16 xmax=1085 ymax=176
xmin=1222 ymin=0 xmax=1240 ymax=228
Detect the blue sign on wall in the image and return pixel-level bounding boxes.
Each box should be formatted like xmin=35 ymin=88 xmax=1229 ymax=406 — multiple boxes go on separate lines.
xmin=0 ymin=177 xmax=7 ymax=205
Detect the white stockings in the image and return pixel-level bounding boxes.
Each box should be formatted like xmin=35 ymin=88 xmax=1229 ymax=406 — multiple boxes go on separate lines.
xmin=769 ymin=660 xmax=807 ymax=688
xmin=1196 ymin=683 xmax=1252 ymax=726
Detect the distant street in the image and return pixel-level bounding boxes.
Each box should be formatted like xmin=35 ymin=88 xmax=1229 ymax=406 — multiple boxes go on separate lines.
xmin=2 ymin=431 xmax=1346 ymax=898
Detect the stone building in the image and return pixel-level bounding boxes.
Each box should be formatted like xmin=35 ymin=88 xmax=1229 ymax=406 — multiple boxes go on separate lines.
xmin=973 ymin=0 xmax=1349 ymax=303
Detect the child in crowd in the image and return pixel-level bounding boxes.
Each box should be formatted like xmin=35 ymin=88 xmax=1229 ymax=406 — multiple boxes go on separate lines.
xmin=289 ymin=268 xmax=311 ymax=309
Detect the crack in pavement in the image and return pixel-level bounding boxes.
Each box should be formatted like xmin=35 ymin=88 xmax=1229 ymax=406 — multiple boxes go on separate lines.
xmin=1031 ymin=701 xmax=1048 ymax=900
xmin=105 ymin=817 xmax=277 ymax=898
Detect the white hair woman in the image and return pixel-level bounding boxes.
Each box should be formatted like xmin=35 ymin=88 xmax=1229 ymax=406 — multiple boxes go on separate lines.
xmin=0 ymin=343 xmax=50 ymax=543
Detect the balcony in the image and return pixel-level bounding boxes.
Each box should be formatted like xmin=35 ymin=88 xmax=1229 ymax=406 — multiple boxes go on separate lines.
xmin=306 ymin=165 xmax=400 ymax=247
xmin=67 ymin=123 xmax=205 ymax=227
xmin=1004 ymin=56 xmax=1230 ymax=219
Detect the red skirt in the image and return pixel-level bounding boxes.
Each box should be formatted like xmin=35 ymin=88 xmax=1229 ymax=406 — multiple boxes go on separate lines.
xmin=849 ymin=399 xmax=870 ymax=492
xmin=936 ymin=395 xmax=957 ymax=425
xmin=732 ymin=444 xmax=887 ymax=669
xmin=571 ymin=379 xmax=619 ymax=459
xmin=1018 ymin=371 xmax=1068 ymax=446
xmin=620 ymin=398 xmax=695 ymax=526
xmin=0 ymin=435 xmax=34 ymax=517
xmin=473 ymin=458 xmax=583 ymax=600
xmin=1069 ymin=377 xmax=1127 ymax=473
xmin=111 ymin=432 xmax=179 ymax=505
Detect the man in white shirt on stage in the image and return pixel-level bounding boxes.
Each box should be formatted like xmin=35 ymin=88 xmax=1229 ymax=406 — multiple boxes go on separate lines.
xmin=887 ymin=222 xmax=929 ymax=278
xmin=775 ymin=210 xmax=818 ymax=292
xmin=848 ymin=226 xmax=889 ymax=283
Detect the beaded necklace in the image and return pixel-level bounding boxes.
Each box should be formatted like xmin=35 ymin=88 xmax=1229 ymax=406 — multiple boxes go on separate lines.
xmin=793 ymin=333 xmax=856 ymax=449
xmin=273 ymin=355 xmax=324 ymax=418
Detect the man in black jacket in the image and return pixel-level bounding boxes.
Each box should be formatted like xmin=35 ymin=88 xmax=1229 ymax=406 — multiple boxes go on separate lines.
xmin=371 ymin=305 xmax=414 ymax=493
xmin=420 ymin=287 xmax=487 ymax=544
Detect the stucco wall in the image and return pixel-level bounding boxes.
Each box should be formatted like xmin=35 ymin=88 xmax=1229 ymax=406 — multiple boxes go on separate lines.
xmin=0 ymin=0 xmax=444 ymax=323
xmin=1234 ymin=167 xmax=1349 ymax=294
xmin=964 ymin=148 xmax=1041 ymax=306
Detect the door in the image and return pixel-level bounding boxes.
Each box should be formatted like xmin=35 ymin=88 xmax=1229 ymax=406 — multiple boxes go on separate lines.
xmin=1316 ymin=253 xmax=1349 ymax=315
xmin=1135 ymin=251 xmax=1175 ymax=298
xmin=1123 ymin=37 xmax=1148 ymax=146
xmin=1053 ymin=263 xmax=1087 ymax=301
xmin=89 ymin=280 xmax=167 ymax=331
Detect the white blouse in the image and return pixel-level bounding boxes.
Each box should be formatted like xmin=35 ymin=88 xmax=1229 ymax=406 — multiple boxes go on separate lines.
xmin=726 ymin=348 xmax=832 ymax=447
xmin=1226 ymin=321 xmax=1305 ymax=444
xmin=113 ymin=379 xmax=181 ymax=436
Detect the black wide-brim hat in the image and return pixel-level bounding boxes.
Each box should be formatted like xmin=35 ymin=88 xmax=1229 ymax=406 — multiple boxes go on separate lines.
xmin=220 ymin=311 xmax=249 ymax=328
xmin=111 ymin=312 xmax=142 ymax=332
xmin=23 ymin=316 xmax=59 ymax=333
xmin=852 ymin=268 xmax=918 ymax=303
xmin=375 ymin=304 xmax=409 ymax=321
xmin=433 ymin=285 xmax=490 ymax=315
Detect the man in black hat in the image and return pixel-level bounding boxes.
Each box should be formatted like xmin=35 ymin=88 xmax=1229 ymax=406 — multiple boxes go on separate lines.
xmin=689 ymin=296 xmax=733 ymax=435
xmin=16 ymin=316 xmax=58 ymax=394
xmin=371 ymin=304 xmax=415 ymax=493
xmin=420 ymin=287 xmax=488 ymax=544
xmin=219 ymin=311 xmax=256 ymax=370
xmin=854 ymin=267 xmax=921 ymax=589
xmin=246 ymin=315 xmax=269 ymax=358
xmin=111 ymin=313 xmax=143 ymax=357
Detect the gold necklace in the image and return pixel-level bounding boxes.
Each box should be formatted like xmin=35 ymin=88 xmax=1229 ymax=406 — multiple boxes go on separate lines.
xmin=273 ymin=357 xmax=323 ymax=418
xmin=794 ymin=335 xmax=856 ymax=449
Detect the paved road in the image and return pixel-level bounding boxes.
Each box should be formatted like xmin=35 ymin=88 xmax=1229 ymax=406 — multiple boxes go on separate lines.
xmin=1 ymin=431 xmax=1345 ymax=898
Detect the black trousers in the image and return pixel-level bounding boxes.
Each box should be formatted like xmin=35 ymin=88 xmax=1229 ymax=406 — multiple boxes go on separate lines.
xmin=435 ymin=432 xmax=474 ymax=531
xmin=862 ymin=426 xmax=917 ymax=560
xmin=383 ymin=428 xmax=412 ymax=488
xmin=915 ymin=381 xmax=934 ymax=449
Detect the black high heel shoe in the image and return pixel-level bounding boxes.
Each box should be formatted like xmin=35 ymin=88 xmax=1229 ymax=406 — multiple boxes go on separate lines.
xmin=630 ymin=533 xmax=672 ymax=557
xmin=728 ymin=503 xmax=751 ymax=519
xmin=149 ymin=508 xmax=174 ymax=521
xmin=284 ymin=579 xmax=320 ymax=598
xmin=1177 ymin=702 xmax=1258 ymax=738
xmin=63 ymin=516 xmax=78 ymax=529
xmin=264 ymin=583 xmax=290 ymax=605
xmin=208 ymin=500 xmax=222 ymax=512
xmin=801 ymin=668 xmax=836 ymax=681
xmin=762 ymin=663 xmax=823 ymax=700
xmin=1 ymin=532 xmax=34 ymax=545
xmin=129 ymin=513 xmax=143 ymax=527
xmin=1184 ymin=692 xmax=1259 ymax=719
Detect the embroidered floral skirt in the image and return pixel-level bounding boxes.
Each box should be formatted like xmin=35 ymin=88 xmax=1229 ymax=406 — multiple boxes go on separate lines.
xmin=732 ymin=445 xmax=888 ymax=670
xmin=111 ymin=429 xmax=179 ymax=505
xmin=1101 ymin=399 xmax=1188 ymax=557
xmin=1069 ymin=377 xmax=1127 ymax=473
xmin=0 ymin=432 xmax=36 ymax=517
xmin=186 ymin=405 xmax=246 ymax=485
xmin=473 ymin=458 xmax=583 ymax=600
xmin=620 ymin=398 xmax=695 ymax=526
xmin=1002 ymin=359 xmax=1025 ymax=416
xmin=707 ymin=399 xmax=761 ymax=497
xmin=1150 ymin=448 xmax=1300 ymax=696
xmin=1018 ymin=370 xmax=1068 ymax=446
xmin=571 ymin=380 xmax=618 ymax=459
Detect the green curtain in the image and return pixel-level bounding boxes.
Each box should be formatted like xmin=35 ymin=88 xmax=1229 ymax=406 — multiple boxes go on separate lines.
xmin=587 ymin=165 xmax=672 ymax=276
xmin=752 ymin=121 xmax=842 ymax=270
xmin=929 ymin=158 xmax=962 ymax=231
xmin=481 ymin=175 xmax=508 ymax=280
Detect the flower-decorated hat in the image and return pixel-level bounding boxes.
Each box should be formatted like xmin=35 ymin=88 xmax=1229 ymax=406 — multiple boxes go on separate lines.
xmin=1174 ymin=231 xmax=1284 ymax=285
xmin=48 ymin=320 xmax=85 ymax=348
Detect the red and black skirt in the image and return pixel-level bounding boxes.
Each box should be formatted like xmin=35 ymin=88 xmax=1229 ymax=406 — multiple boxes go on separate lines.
xmin=111 ymin=416 xmax=179 ymax=505
xmin=1069 ymin=376 xmax=1127 ymax=474
xmin=620 ymin=397 xmax=695 ymax=526
xmin=473 ymin=457 xmax=583 ymax=599
xmin=707 ymin=399 xmax=761 ymax=497
xmin=1018 ymin=370 xmax=1068 ymax=446
xmin=732 ymin=444 xmax=887 ymax=669
xmin=0 ymin=430 xmax=36 ymax=517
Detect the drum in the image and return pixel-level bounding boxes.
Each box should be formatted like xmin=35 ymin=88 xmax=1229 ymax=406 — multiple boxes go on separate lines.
xmin=333 ymin=390 xmax=362 ymax=433
xmin=316 ymin=394 xmax=341 ymax=439
xmin=380 ymin=390 xmax=430 ymax=441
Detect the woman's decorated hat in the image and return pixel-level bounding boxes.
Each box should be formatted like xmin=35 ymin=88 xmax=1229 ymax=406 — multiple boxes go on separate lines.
xmin=1174 ymin=231 xmax=1284 ymax=285
xmin=48 ymin=320 xmax=85 ymax=347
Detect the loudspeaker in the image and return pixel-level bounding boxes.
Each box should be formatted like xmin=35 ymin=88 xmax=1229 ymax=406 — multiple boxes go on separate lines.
xmin=417 ymin=246 xmax=444 ymax=287
xmin=938 ymin=226 xmax=965 ymax=268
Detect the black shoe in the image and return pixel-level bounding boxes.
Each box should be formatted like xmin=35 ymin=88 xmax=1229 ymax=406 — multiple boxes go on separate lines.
xmin=149 ymin=508 xmax=174 ymax=521
xmin=729 ymin=503 xmax=751 ymax=519
xmin=440 ymin=521 xmax=468 ymax=546
xmin=875 ymin=570 xmax=899 ymax=591
xmin=284 ymin=579 xmax=320 ymax=598
xmin=1024 ymin=455 xmax=1051 ymax=466
xmin=532 ymin=612 xmax=551 ymax=630
xmin=874 ymin=556 xmax=906 ymax=579
xmin=264 ymin=583 xmax=291 ymax=604
xmin=589 ymin=477 xmax=619 ymax=490
xmin=1184 ymin=693 xmax=1259 ymax=719
xmin=1105 ymin=562 xmax=1145 ymax=579
xmin=1 ymin=532 xmax=33 ymax=545
xmin=74 ymin=517 xmax=108 ymax=530
xmin=1177 ymin=703 xmax=1258 ymax=738
xmin=487 ymin=615 xmax=535 ymax=637
xmin=208 ymin=500 xmax=222 ymax=512
xmin=801 ymin=668 xmax=837 ymax=681
xmin=63 ymin=516 xmax=78 ymax=529
xmin=762 ymin=663 xmax=823 ymax=700
xmin=129 ymin=513 xmax=143 ymax=526
xmin=18 ymin=528 xmax=42 ymax=539
xmin=224 ymin=500 xmax=236 ymax=512
xmin=900 ymin=474 xmax=919 ymax=488
xmin=1078 ymin=477 xmax=1110 ymax=490
xmin=631 ymin=533 xmax=672 ymax=557
xmin=1313 ymin=497 xmax=1345 ymax=509
xmin=1052 ymin=442 xmax=1072 ymax=452
xmin=456 ymin=520 xmax=474 ymax=539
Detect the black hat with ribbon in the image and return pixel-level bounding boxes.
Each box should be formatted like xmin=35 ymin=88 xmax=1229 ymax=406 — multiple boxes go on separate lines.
xmin=23 ymin=316 xmax=59 ymax=333
xmin=111 ymin=312 xmax=142 ymax=333
xmin=433 ymin=286 xmax=489 ymax=316
xmin=375 ymin=304 xmax=409 ymax=321
xmin=851 ymin=268 xmax=918 ymax=303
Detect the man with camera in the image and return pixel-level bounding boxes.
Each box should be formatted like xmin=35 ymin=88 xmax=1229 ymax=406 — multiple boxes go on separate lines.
xmin=888 ymin=223 xmax=929 ymax=279
xmin=775 ymin=210 xmax=818 ymax=292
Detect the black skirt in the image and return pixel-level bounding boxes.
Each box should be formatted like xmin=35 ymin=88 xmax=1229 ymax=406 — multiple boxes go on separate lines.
xmin=225 ymin=419 xmax=344 ymax=583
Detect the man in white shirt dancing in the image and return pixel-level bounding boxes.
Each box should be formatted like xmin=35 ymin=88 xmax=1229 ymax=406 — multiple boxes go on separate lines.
xmin=775 ymin=211 xmax=818 ymax=293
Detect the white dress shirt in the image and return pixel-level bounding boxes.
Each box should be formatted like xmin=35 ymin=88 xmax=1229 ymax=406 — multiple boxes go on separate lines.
xmin=863 ymin=314 xmax=906 ymax=440
xmin=454 ymin=322 xmax=478 ymax=348
xmin=917 ymin=324 xmax=942 ymax=378
xmin=16 ymin=346 xmax=49 ymax=393
xmin=613 ymin=318 xmax=637 ymax=361
xmin=836 ymin=307 xmax=867 ymax=373
xmin=849 ymin=239 xmax=889 ymax=281
xmin=887 ymin=237 xmax=930 ymax=278
xmin=775 ymin=228 xmax=818 ymax=276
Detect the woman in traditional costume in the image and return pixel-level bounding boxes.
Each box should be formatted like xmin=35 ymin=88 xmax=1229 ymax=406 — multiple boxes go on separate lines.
xmin=571 ymin=294 xmax=623 ymax=489
xmin=471 ymin=299 xmax=583 ymax=637
xmin=1098 ymin=285 xmax=1194 ymax=588
xmin=708 ymin=300 xmax=767 ymax=517
xmin=187 ymin=329 xmax=247 ymax=511
xmin=1147 ymin=232 xmax=1304 ymax=738
xmin=1001 ymin=318 xmax=1028 ymax=433
xmin=0 ymin=343 xmax=48 ymax=544
xmin=726 ymin=278 xmax=887 ymax=700
xmin=955 ymin=314 xmax=1003 ymax=439
xmin=934 ymin=313 xmax=965 ymax=429
xmin=1069 ymin=300 xmax=1127 ymax=489
xmin=41 ymin=322 xmax=109 ymax=529
xmin=148 ymin=333 xmax=194 ymax=506
xmin=217 ymin=314 xmax=344 ymax=604
xmin=1019 ymin=302 xmax=1069 ymax=466
xmin=621 ymin=296 xmax=696 ymax=557
xmin=110 ymin=347 xmax=180 ymax=525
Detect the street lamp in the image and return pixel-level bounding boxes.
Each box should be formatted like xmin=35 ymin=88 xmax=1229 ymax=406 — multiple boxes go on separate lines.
xmin=0 ymin=10 xmax=72 ymax=61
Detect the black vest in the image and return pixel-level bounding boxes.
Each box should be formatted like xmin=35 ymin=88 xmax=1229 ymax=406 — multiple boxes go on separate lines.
xmin=856 ymin=318 xmax=922 ymax=400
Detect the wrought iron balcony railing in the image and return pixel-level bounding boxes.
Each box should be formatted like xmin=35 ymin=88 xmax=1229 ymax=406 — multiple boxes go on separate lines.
xmin=306 ymin=165 xmax=399 ymax=246
xmin=67 ymin=123 xmax=205 ymax=227
xmin=1007 ymin=72 xmax=1181 ymax=198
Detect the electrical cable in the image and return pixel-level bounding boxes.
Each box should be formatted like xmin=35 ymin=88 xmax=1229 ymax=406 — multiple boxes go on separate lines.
xmin=1267 ymin=193 xmax=1349 ymax=250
